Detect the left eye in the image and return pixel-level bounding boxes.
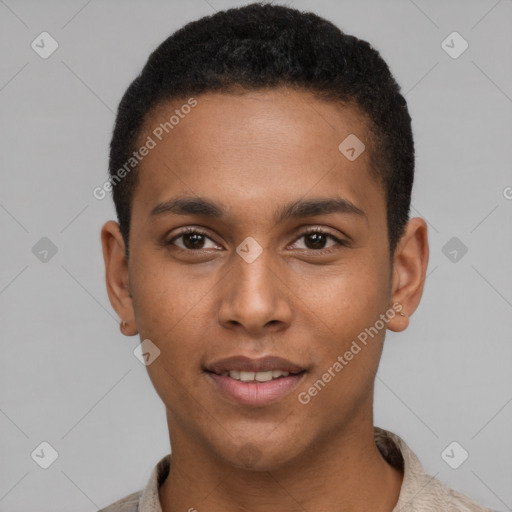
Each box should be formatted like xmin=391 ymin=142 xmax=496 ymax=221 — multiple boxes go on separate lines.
xmin=291 ymin=230 xmax=341 ymax=250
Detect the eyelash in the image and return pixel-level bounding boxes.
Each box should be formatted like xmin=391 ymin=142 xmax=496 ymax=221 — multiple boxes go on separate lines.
xmin=166 ymin=226 xmax=347 ymax=255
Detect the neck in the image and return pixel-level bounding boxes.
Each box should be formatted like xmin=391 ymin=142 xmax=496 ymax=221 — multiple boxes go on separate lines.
xmin=159 ymin=420 xmax=403 ymax=512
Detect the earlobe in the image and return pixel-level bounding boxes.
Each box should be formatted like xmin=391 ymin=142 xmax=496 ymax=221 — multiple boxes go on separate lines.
xmin=120 ymin=318 xmax=137 ymax=336
xmin=101 ymin=221 xmax=138 ymax=336
xmin=388 ymin=301 xmax=410 ymax=332
xmin=387 ymin=217 xmax=429 ymax=333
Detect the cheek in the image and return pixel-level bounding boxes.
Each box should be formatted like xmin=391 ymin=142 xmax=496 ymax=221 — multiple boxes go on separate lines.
xmin=294 ymin=265 xmax=390 ymax=418
xmin=303 ymin=251 xmax=391 ymax=393
xmin=129 ymin=257 xmax=208 ymax=405
xmin=129 ymin=247 xmax=207 ymax=335
xmin=310 ymin=252 xmax=389 ymax=335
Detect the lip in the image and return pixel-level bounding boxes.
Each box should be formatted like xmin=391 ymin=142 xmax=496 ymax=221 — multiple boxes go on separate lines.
xmin=204 ymin=355 xmax=306 ymax=406
xmin=205 ymin=355 xmax=304 ymax=374
xmin=206 ymin=371 xmax=306 ymax=406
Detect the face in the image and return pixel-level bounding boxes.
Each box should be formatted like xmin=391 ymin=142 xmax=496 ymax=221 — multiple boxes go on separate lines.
xmin=103 ymin=88 xmax=426 ymax=471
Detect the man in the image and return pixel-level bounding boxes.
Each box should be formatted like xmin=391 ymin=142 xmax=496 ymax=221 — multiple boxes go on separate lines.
xmin=99 ymin=3 xmax=494 ymax=511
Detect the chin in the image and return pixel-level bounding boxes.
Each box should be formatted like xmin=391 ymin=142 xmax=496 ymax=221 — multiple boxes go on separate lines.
xmin=215 ymin=435 xmax=307 ymax=472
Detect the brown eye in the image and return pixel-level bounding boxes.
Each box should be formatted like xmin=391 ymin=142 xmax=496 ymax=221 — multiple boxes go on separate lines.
xmin=181 ymin=232 xmax=206 ymax=250
xmin=291 ymin=229 xmax=341 ymax=251
xmin=304 ymin=232 xmax=330 ymax=249
xmin=168 ymin=228 xmax=222 ymax=251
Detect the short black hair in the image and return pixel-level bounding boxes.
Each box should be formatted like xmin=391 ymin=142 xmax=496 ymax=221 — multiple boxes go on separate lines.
xmin=109 ymin=2 xmax=414 ymax=257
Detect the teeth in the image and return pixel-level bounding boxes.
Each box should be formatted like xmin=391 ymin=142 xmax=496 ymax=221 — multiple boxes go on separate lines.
xmin=255 ymin=371 xmax=273 ymax=382
xmin=239 ymin=371 xmax=255 ymax=382
xmin=225 ymin=370 xmax=291 ymax=381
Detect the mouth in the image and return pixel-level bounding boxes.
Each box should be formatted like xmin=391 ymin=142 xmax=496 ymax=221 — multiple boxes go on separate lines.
xmin=210 ymin=369 xmax=302 ymax=382
xmin=204 ymin=355 xmax=307 ymax=406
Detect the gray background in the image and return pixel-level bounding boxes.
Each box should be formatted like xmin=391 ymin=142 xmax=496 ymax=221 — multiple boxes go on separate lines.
xmin=1 ymin=0 xmax=511 ymax=510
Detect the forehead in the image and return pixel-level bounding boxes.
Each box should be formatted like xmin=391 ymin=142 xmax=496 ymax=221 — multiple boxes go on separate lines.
xmin=132 ymin=88 xmax=383 ymax=221
xmin=140 ymin=87 xmax=371 ymax=158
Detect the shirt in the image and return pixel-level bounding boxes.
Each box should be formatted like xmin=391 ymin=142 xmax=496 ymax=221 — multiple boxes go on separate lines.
xmin=98 ymin=427 xmax=496 ymax=512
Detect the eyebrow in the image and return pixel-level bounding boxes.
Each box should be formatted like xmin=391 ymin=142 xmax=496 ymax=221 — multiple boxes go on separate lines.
xmin=150 ymin=196 xmax=367 ymax=223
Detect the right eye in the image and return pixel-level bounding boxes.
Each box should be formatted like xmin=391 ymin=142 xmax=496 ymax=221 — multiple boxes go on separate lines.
xmin=166 ymin=228 xmax=223 ymax=252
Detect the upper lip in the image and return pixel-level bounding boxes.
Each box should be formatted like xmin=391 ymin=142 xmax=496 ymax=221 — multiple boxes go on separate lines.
xmin=205 ymin=355 xmax=305 ymax=374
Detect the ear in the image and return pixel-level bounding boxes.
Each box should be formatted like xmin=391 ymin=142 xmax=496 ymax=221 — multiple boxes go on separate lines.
xmin=101 ymin=220 xmax=138 ymax=336
xmin=386 ymin=217 xmax=429 ymax=332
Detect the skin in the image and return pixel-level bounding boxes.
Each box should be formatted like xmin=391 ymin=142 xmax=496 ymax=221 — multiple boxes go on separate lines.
xmin=102 ymin=87 xmax=429 ymax=512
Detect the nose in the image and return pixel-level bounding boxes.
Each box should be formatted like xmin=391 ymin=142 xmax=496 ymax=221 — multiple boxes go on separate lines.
xmin=217 ymin=247 xmax=292 ymax=335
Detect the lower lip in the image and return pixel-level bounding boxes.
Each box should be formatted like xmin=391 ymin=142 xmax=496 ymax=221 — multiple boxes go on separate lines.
xmin=206 ymin=372 xmax=305 ymax=406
